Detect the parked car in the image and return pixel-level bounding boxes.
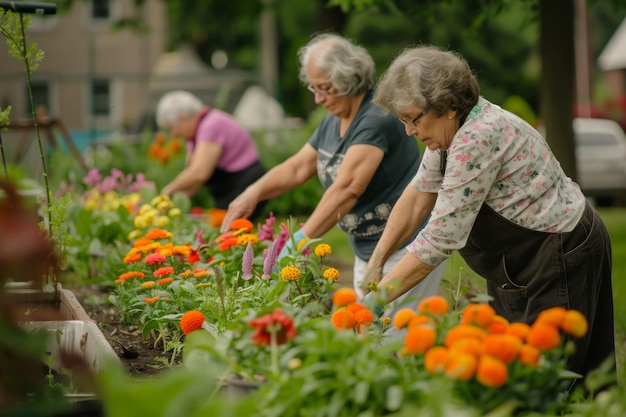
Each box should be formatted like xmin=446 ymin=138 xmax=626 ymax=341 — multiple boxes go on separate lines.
xmin=574 ymin=117 xmax=626 ymax=206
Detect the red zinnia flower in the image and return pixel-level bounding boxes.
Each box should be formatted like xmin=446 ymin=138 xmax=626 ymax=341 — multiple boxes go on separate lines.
xmin=145 ymin=253 xmax=167 ymax=265
xmin=248 ymin=309 xmax=297 ymax=346
xmin=153 ymin=266 xmax=175 ymax=276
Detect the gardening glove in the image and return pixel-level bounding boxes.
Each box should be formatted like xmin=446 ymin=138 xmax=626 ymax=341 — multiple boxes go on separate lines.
xmin=363 ymin=292 xmax=386 ymax=319
xmin=276 ymin=229 xmax=307 ymax=263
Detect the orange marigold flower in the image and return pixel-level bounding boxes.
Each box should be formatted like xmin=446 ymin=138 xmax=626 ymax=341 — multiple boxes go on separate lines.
xmin=331 ymin=309 xmax=356 ymax=330
xmin=141 ymin=281 xmax=155 ymax=289
xmin=354 ymin=309 xmax=375 ymax=326
xmin=448 ymin=337 xmax=484 ymax=357
xmin=193 ymin=269 xmax=210 ymax=278
xmin=444 ymin=325 xmax=488 ymax=348
xmin=444 ymin=352 xmax=477 ymax=381
xmin=526 ymin=323 xmax=561 ymax=351
xmin=279 ymin=265 xmax=301 ymax=281
xmin=482 ymin=334 xmax=522 ymax=364
xmin=157 ymin=277 xmax=174 ymax=285
xmin=118 ymin=271 xmax=145 ymax=282
xmin=180 ymin=310 xmax=206 ymax=335
xmin=505 ymin=322 xmax=531 ymax=341
xmin=208 ymin=208 xmax=227 ymax=228
xmin=144 ymin=295 xmax=161 ymax=303
xmin=229 ymin=218 xmax=254 ymax=233
xmin=173 ymin=245 xmax=192 ymax=256
xmin=346 ymin=303 xmax=367 ymax=315
xmin=314 ymin=243 xmax=332 ymax=257
xmin=518 ymin=344 xmax=542 ymax=366
xmin=461 ymin=303 xmax=496 ymax=328
xmin=404 ymin=325 xmax=437 ymax=355
xmin=145 ymin=228 xmax=172 ymax=240
xmin=476 ymin=355 xmax=508 ymax=387
xmin=424 ymin=346 xmax=449 ymax=374
xmin=418 ymin=295 xmax=449 ymax=316
xmin=393 ymin=308 xmax=417 ymax=330
xmin=154 ymin=266 xmax=175 ymax=276
xmin=133 ymin=237 xmax=152 ymax=248
xmin=408 ymin=314 xmax=434 ymax=328
xmin=488 ymin=315 xmax=510 ymax=334
xmin=123 ymin=249 xmax=142 ymax=264
xmin=332 ymin=288 xmax=357 ymax=307
xmin=218 ymin=236 xmax=239 ymax=251
xmin=561 ymin=309 xmax=588 ymax=338
xmin=322 ymin=267 xmax=340 ymax=281
xmin=535 ymin=306 xmax=567 ymax=327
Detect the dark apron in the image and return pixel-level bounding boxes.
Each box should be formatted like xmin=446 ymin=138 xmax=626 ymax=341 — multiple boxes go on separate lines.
xmin=458 ymin=201 xmax=615 ymax=377
xmin=206 ymin=160 xmax=267 ymax=221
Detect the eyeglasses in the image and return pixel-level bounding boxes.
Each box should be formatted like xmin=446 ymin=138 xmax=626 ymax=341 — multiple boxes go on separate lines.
xmin=400 ymin=109 xmax=428 ymax=127
xmin=306 ymin=84 xmax=334 ymax=97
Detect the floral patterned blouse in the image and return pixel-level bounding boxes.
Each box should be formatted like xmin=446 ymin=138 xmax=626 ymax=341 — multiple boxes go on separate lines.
xmin=407 ymin=97 xmax=586 ymax=267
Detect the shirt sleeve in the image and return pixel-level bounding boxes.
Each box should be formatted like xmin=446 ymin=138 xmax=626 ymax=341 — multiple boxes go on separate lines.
xmin=407 ymin=125 xmax=504 ymax=266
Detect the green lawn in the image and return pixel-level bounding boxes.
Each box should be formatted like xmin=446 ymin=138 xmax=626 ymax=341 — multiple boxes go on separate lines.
xmin=320 ymin=206 xmax=626 ymax=382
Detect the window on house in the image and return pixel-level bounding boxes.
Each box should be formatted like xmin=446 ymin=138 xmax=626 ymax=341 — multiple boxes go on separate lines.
xmin=91 ymin=0 xmax=110 ymax=20
xmin=25 ymin=80 xmax=50 ymax=119
xmin=91 ymin=79 xmax=111 ymax=116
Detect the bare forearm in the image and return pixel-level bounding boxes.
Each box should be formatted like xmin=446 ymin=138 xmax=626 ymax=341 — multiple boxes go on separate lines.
xmin=370 ymin=187 xmax=436 ymax=270
xmin=301 ymin=184 xmax=359 ymax=238
xmin=378 ymin=252 xmax=436 ymax=302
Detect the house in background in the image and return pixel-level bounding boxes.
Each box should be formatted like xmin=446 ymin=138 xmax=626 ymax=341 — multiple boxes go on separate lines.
xmin=0 ymin=0 xmax=266 ymax=174
xmin=0 ymin=0 xmax=168 ymax=138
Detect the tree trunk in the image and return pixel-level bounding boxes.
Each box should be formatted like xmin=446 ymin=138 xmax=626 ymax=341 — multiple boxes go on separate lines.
xmin=539 ymin=0 xmax=577 ymax=180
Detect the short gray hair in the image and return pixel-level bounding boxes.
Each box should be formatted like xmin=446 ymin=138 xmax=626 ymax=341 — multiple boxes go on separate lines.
xmin=155 ymin=90 xmax=204 ymax=128
xmin=297 ymin=33 xmax=375 ymax=97
xmin=374 ymin=45 xmax=479 ymax=119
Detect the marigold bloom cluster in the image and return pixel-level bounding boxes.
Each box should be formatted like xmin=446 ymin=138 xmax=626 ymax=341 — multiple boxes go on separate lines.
xmin=394 ymin=301 xmax=589 ymax=389
xmin=144 ymin=295 xmax=161 ymax=303
xmin=279 ymin=265 xmax=301 ymax=281
xmin=248 ymin=309 xmax=297 ymax=346
xmin=229 ymin=218 xmax=254 ymax=233
xmin=322 ymin=267 xmax=340 ymax=281
xmin=332 ymin=288 xmax=357 ymax=307
xmin=314 ymin=243 xmax=332 ymax=257
xmin=331 ymin=302 xmax=375 ymax=330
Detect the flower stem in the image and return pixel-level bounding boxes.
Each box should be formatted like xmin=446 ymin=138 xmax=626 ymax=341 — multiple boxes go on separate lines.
xmin=270 ymin=325 xmax=279 ymax=377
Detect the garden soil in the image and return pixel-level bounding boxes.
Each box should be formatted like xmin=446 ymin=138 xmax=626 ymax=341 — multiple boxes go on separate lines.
xmin=67 ymin=284 xmax=173 ymax=377
xmin=66 ymin=260 xmax=354 ymax=378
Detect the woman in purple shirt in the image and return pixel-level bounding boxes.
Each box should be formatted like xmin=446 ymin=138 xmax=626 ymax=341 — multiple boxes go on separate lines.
xmin=155 ymin=90 xmax=267 ymax=220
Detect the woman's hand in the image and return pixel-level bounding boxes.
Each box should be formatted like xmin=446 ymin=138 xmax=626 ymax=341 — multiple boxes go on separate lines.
xmin=220 ymin=190 xmax=258 ymax=233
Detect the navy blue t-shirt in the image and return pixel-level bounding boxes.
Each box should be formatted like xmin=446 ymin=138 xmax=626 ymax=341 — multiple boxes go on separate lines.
xmin=309 ymin=91 xmax=422 ymax=260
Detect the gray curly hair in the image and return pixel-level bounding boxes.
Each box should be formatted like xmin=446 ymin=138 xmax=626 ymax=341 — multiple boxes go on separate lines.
xmin=297 ymin=33 xmax=375 ymax=97
xmin=374 ymin=45 xmax=479 ymax=119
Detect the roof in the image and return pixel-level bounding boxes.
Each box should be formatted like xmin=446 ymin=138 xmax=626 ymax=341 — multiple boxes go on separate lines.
xmin=598 ymin=17 xmax=626 ymax=71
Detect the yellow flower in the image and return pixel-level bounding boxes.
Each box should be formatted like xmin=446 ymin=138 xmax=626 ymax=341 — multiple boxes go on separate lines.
xmin=168 ymin=208 xmax=182 ymax=217
xmin=155 ymin=215 xmax=170 ymax=227
xmin=279 ymin=265 xmax=301 ymax=281
xmin=195 ymin=283 xmax=212 ymax=289
xmin=322 ymin=267 xmax=340 ymax=281
xmin=314 ymin=243 xmax=332 ymax=257
xmin=141 ymin=281 xmax=155 ymax=289
xmin=237 ymin=233 xmax=259 ymax=246
xmin=296 ymin=237 xmax=311 ymax=250
xmin=128 ymin=229 xmax=142 ymax=240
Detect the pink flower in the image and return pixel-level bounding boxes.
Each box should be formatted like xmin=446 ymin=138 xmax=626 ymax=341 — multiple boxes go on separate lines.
xmin=262 ymin=240 xmax=278 ymax=280
xmin=242 ymin=242 xmax=254 ymax=280
xmin=145 ymin=253 xmax=167 ymax=265
xmin=257 ymin=212 xmax=276 ymax=242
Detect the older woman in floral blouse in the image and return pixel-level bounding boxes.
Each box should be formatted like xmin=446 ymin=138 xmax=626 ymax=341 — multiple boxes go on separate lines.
xmin=365 ymin=45 xmax=614 ymax=378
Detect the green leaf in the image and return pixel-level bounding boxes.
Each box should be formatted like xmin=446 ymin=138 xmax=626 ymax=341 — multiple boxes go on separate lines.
xmin=354 ymin=380 xmax=370 ymax=404
xmin=385 ymin=385 xmax=403 ymax=411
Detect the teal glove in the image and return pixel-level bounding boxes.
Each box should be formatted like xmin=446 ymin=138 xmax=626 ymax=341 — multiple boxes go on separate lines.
xmin=363 ymin=292 xmax=385 ymax=318
xmin=277 ymin=229 xmax=307 ymax=262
